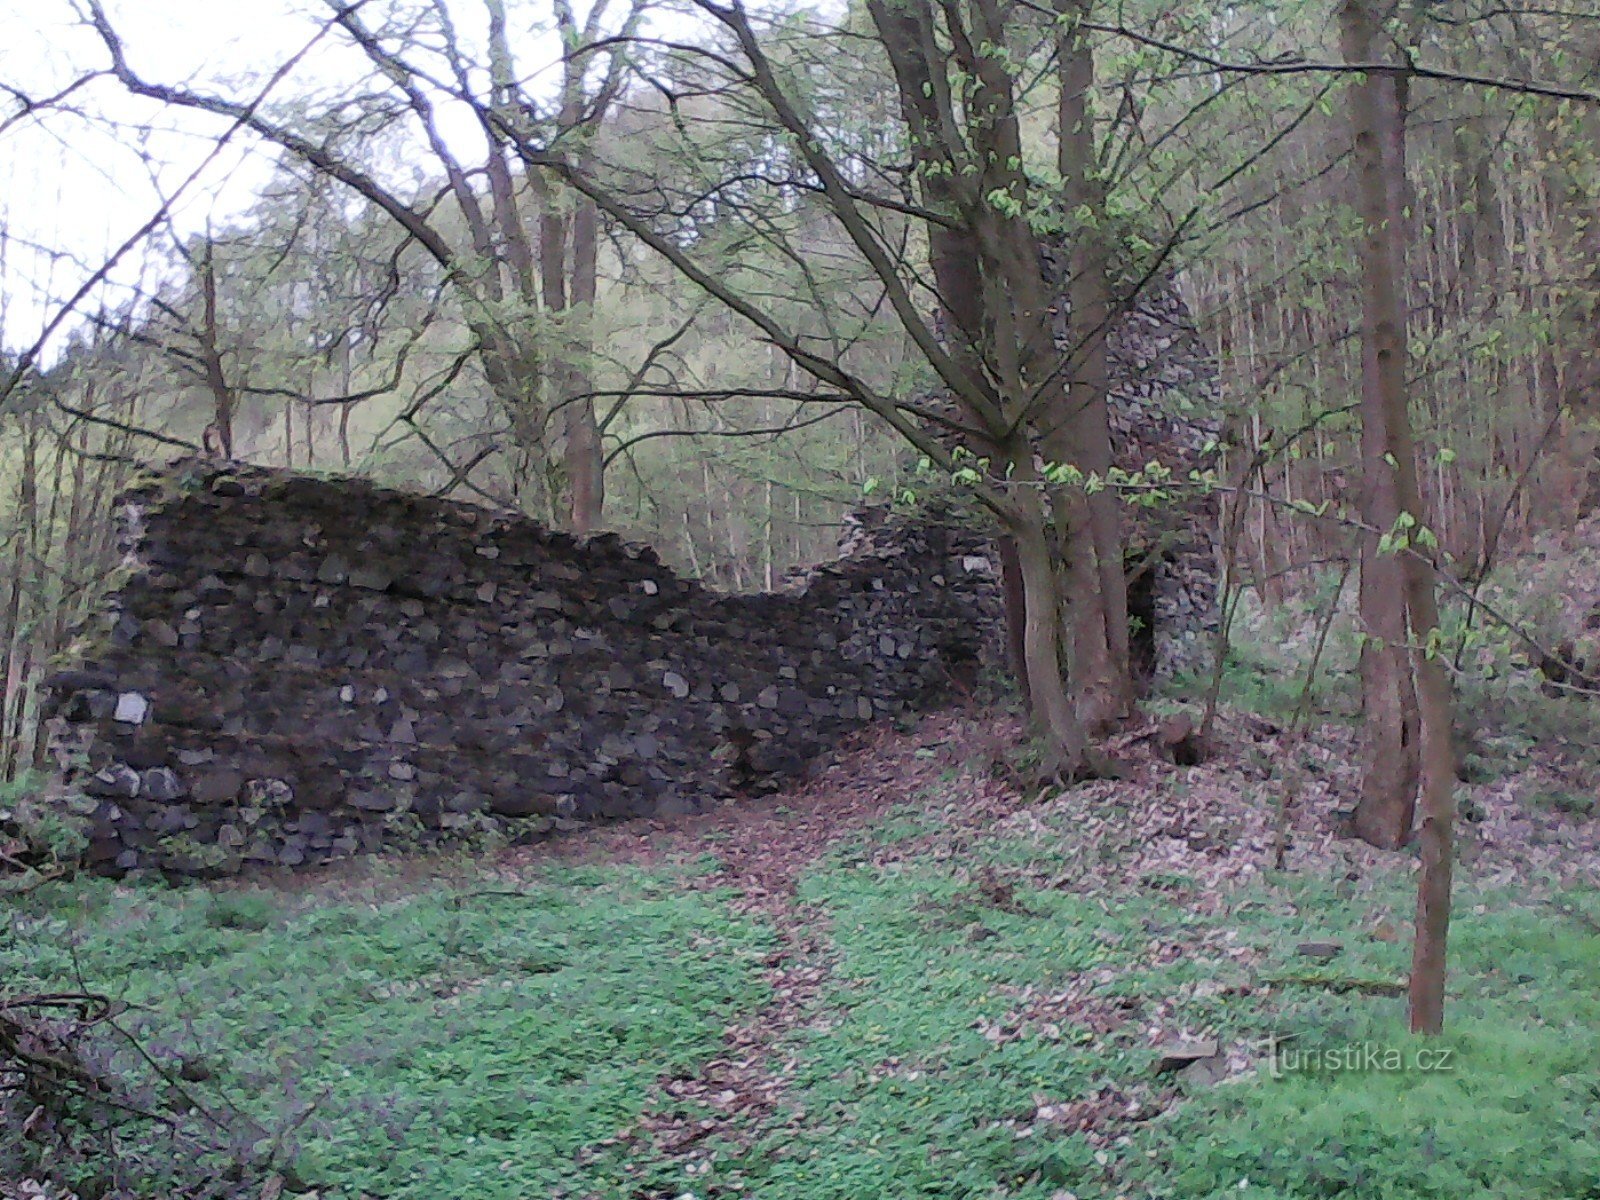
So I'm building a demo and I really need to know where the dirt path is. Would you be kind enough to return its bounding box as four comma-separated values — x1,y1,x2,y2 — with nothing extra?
503,702,1600,1194
530,711,1027,1186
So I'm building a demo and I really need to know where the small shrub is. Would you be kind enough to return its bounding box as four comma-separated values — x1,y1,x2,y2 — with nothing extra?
0,774,87,883
203,892,277,931
1528,787,1596,817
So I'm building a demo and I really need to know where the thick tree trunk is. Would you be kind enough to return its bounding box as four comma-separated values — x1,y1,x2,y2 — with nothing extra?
1053,0,1132,730
1010,492,1088,774
865,0,1038,713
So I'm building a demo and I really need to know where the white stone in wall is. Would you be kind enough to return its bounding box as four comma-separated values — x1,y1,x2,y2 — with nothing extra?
114,692,149,724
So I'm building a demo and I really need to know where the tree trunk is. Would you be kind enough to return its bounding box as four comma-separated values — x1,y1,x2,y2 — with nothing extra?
1010,486,1088,775
1051,0,1132,730
198,237,236,457
996,536,1031,705
1343,0,1457,1031
564,194,605,532
1343,0,1421,850
0,418,39,781
865,0,1037,709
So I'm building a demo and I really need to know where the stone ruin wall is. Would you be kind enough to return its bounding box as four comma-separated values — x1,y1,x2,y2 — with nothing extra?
41,274,1223,879
43,461,1006,876
1102,283,1223,682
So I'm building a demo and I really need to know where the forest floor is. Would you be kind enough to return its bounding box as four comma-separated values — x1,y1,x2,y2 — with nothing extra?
5,702,1600,1199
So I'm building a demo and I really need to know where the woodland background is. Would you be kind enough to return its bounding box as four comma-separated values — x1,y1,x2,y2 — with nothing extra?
1,0,1597,781
6,2,1600,1192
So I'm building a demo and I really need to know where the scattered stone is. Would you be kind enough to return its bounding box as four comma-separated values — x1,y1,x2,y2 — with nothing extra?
1154,1037,1220,1073
138,768,187,802
1155,712,1207,767
144,619,180,648
191,768,244,805
86,765,141,799
350,566,395,591
315,555,350,584
1177,1054,1230,1087
1296,940,1344,962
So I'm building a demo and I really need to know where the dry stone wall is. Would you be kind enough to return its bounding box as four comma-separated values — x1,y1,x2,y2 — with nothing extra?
44,461,1004,876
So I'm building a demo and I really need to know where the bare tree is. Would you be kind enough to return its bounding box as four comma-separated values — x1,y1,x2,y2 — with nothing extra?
83,0,640,526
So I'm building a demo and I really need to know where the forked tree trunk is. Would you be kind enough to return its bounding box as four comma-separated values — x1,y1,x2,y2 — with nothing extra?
1343,0,1421,850
1343,0,1457,1032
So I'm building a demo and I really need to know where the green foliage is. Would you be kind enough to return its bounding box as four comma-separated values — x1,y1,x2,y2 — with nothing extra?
695,856,1118,1199
1,865,771,1198
8,780,1600,1199
1527,786,1596,817
1129,892,1600,1200
0,772,87,877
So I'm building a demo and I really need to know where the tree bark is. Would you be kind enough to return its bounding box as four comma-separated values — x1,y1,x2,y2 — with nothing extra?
1343,0,1422,850
1010,479,1089,773
1342,0,1458,1031
564,194,605,532
1051,0,1132,729
865,0,1041,709
197,237,235,458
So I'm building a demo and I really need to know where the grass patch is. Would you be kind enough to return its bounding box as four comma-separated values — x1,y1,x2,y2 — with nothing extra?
8,778,1600,1199
700,857,1121,1198
1,864,772,1198
1129,890,1600,1199
654,811,1600,1200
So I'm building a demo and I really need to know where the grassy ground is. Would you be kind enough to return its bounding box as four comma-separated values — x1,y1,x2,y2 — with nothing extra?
5,711,1600,1199
2,862,772,1197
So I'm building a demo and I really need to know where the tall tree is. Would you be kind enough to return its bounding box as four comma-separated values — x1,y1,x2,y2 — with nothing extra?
1341,0,1457,1033
1344,0,1422,850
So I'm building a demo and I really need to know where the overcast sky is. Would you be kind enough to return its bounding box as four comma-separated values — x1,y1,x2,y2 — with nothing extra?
0,0,718,364
0,1,329,356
